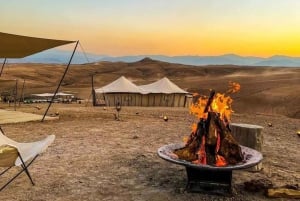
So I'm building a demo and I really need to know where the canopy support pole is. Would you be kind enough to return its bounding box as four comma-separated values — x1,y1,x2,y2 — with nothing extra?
14,79,18,111
41,41,79,122
0,58,6,77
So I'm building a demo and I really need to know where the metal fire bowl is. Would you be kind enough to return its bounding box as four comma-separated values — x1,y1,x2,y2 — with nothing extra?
157,143,263,171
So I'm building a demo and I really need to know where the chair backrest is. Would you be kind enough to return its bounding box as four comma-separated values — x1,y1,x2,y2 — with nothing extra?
0,145,18,167
0,129,18,147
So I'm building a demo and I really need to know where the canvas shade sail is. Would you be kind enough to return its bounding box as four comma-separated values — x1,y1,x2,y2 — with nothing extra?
0,32,75,58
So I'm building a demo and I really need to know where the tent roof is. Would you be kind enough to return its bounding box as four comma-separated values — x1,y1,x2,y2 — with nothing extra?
139,77,188,94
32,93,54,97
32,92,73,97
95,76,145,93
0,32,75,58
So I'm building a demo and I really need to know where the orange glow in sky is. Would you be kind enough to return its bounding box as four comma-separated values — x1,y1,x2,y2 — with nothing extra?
1,0,300,57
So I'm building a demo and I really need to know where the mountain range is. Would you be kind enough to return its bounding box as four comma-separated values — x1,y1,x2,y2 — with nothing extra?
2,49,300,67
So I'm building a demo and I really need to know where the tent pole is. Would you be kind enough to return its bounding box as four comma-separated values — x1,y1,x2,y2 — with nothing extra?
41,41,79,122
14,79,18,111
0,58,6,77
91,74,96,106
19,79,25,106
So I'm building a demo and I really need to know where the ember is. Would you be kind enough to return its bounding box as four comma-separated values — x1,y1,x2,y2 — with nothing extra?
174,82,244,166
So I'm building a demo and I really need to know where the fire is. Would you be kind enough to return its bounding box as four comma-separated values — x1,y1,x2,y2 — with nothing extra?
190,95,208,119
190,81,240,121
215,131,227,166
211,93,233,121
227,81,241,93
191,123,197,133
187,81,240,166
193,135,207,165
215,155,227,166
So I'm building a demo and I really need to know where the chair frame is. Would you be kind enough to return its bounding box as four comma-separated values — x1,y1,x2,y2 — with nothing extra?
0,126,38,191
0,153,38,191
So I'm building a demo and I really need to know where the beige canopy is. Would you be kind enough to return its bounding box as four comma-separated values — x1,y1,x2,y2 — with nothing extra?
0,32,75,58
0,32,78,121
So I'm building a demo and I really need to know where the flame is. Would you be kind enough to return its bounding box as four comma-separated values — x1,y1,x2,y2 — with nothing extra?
190,95,208,119
191,123,197,133
211,93,233,120
215,155,227,167
193,135,207,165
227,81,241,94
190,92,232,121
187,82,240,166
189,81,240,121
215,131,227,167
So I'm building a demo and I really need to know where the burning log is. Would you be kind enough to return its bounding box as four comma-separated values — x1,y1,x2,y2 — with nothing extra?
174,90,216,163
174,87,244,166
174,111,243,166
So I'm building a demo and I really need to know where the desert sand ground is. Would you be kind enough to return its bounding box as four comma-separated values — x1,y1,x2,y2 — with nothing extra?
0,62,299,200
0,103,299,201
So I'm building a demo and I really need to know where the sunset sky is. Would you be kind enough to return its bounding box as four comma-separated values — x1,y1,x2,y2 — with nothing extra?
1,0,300,57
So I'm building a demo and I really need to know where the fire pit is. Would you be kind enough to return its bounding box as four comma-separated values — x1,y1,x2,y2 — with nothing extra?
158,143,263,195
157,84,263,195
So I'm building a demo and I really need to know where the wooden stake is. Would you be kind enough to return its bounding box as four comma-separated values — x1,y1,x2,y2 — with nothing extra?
267,188,300,199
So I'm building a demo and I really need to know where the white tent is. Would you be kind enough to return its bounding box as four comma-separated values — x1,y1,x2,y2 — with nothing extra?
95,76,144,94
32,93,54,97
139,77,188,94
139,77,188,107
32,92,73,103
95,76,144,106
95,76,190,107
32,92,73,97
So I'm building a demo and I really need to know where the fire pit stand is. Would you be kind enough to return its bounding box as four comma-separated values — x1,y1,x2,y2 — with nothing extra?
185,167,232,195
158,143,263,196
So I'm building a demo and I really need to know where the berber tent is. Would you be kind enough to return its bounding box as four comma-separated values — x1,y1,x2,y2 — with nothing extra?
95,76,189,107
95,76,145,106
139,77,188,107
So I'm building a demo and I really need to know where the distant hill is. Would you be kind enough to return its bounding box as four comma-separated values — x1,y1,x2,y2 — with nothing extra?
2,49,300,67
99,54,300,67
1,61,299,119
4,49,107,64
